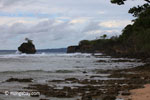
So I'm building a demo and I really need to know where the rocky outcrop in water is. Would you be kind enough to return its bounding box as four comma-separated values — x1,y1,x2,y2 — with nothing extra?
18,38,36,54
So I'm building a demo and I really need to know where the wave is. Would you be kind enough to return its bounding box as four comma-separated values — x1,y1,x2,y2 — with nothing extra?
0,52,92,58
0,70,54,74
0,69,78,74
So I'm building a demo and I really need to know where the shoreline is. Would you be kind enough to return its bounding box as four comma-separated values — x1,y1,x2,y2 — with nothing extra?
115,63,150,100
11,64,150,100
117,84,150,100
0,54,149,100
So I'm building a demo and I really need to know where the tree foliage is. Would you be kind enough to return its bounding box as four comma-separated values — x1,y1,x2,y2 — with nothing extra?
79,40,91,46
25,38,33,44
77,0,150,57
111,0,150,5
100,34,107,39
111,0,150,56
129,3,150,17
111,0,126,5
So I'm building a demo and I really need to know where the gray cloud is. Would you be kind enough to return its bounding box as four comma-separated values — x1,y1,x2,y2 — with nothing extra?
0,19,81,49
82,21,101,33
0,0,145,49
0,0,20,6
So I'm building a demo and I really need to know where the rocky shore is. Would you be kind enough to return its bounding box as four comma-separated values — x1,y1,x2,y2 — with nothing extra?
2,59,150,100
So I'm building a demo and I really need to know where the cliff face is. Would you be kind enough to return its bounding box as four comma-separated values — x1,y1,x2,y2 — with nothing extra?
67,45,94,53
18,42,36,54
67,46,80,53
67,41,150,58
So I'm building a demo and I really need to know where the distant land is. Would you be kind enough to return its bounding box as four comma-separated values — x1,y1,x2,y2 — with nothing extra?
37,48,67,53
0,48,67,54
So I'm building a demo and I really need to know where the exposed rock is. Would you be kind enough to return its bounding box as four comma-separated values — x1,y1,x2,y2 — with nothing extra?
81,95,92,100
6,78,33,82
67,46,80,53
18,38,36,54
18,43,36,54
67,45,93,53
102,95,116,100
49,80,64,83
96,60,107,63
121,91,131,96
79,45,93,53
40,99,49,100
65,78,79,81
83,71,87,74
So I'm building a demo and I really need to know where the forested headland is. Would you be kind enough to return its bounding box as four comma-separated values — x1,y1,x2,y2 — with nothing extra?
67,0,150,59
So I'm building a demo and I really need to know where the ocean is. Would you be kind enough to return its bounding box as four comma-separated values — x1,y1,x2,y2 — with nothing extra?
0,51,144,100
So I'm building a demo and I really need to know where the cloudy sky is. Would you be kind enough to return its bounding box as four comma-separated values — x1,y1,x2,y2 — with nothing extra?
0,0,145,50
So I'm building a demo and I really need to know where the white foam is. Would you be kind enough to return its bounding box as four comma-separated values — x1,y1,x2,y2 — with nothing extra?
0,53,92,58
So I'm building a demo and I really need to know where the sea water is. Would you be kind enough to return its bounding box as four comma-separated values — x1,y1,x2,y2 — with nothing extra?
0,52,144,100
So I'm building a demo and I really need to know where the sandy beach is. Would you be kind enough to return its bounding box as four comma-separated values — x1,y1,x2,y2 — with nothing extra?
118,84,150,100
130,84,150,100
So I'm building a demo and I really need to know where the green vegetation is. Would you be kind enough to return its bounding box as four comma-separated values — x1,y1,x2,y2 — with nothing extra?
25,38,33,44
100,34,107,39
77,1,150,58
111,0,150,5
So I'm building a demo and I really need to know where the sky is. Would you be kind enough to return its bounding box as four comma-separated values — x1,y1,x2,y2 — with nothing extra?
0,0,145,50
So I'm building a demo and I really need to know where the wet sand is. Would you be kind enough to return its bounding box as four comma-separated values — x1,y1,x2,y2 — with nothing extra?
119,84,150,100
130,84,150,100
